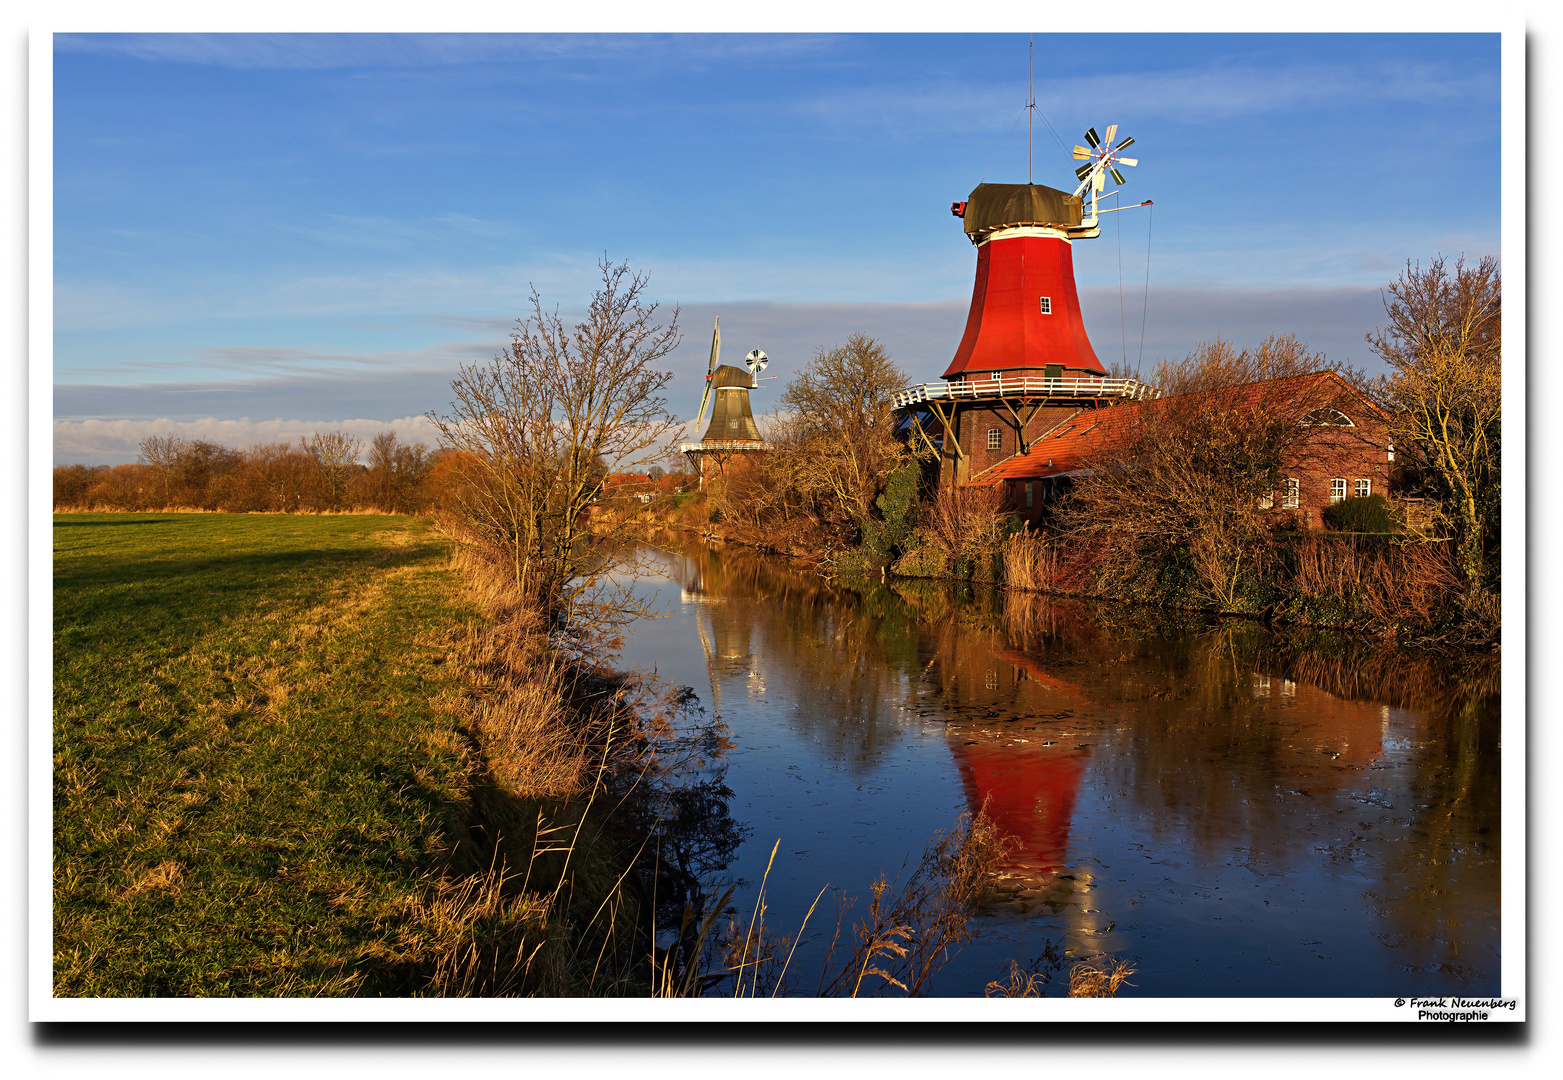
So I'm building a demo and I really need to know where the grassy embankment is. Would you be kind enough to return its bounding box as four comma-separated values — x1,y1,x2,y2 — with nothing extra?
53,512,644,996
54,513,482,994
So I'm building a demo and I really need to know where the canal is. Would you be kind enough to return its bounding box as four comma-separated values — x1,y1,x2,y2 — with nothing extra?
614,539,1501,998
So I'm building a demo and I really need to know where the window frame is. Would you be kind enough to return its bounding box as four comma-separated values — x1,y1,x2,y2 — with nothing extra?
986,427,1002,451
1282,478,1299,510
1300,407,1356,427
1354,478,1371,498
1330,478,1347,504
1038,296,1052,315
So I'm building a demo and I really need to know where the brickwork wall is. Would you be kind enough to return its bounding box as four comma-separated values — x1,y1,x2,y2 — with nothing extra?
955,402,1112,480
1267,418,1392,527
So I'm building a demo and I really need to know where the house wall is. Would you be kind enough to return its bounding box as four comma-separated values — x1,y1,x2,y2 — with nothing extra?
947,401,1114,483
1267,417,1393,527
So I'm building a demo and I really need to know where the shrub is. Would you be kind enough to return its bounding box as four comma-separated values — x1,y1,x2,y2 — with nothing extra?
1322,494,1395,533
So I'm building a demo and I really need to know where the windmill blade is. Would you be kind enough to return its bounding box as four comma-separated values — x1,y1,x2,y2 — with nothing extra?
1104,123,1118,143
696,317,720,424
1110,167,1127,186
1072,145,1091,160
1084,127,1101,148
1117,136,1135,151
1117,157,1138,167
1075,161,1094,181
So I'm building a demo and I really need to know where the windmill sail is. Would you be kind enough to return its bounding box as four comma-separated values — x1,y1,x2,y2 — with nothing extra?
696,317,721,425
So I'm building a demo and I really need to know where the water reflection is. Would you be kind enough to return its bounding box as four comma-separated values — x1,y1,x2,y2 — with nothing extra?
622,537,1502,996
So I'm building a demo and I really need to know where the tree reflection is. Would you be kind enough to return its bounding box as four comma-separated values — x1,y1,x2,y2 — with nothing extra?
639,541,1500,992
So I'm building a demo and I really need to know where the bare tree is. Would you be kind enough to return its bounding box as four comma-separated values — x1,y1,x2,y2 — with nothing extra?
1364,254,1500,595
303,430,364,510
429,257,680,640
1065,335,1352,609
137,433,188,505
366,429,432,512
776,333,914,534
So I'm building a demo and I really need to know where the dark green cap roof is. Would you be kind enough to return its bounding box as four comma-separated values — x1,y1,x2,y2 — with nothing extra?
963,183,1083,237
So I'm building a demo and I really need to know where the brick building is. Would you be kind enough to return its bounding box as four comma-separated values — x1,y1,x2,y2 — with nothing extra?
960,371,1394,528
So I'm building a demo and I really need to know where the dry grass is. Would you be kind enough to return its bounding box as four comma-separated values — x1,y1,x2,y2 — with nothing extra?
1067,957,1138,997
1288,533,1463,632
815,809,1009,997
1003,533,1104,596
985,959,1050,998
441,541,603,801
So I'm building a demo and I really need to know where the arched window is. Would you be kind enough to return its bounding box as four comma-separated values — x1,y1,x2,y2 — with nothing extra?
1300,408,1355,427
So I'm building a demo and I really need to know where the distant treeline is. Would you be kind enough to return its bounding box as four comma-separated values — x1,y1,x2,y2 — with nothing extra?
56,430,453,514
54,429,695,516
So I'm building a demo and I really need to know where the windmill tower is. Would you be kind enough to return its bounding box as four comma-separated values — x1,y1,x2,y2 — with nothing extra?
894,123,1158,487
680,318,772,489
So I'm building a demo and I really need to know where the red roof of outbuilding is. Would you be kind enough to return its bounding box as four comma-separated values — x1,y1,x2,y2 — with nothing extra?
965,370,1377,487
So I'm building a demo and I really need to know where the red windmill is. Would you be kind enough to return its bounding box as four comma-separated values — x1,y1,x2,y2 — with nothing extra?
896,124,1156,490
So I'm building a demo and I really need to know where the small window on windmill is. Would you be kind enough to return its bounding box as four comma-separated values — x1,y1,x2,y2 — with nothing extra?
1025,482,1034,508
729,419,738,430
1044,364,1063,381
987,428,1002,451
1039,296,1052,315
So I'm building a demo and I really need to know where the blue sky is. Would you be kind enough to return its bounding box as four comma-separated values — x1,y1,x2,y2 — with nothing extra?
51,32,1501,463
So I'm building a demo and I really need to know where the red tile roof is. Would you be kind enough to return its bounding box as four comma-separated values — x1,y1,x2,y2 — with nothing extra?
964,370,1377,487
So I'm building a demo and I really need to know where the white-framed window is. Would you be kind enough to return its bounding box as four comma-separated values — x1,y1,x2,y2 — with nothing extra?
1025,482,1034,508
1387,442,1395,462
990,371,1002,382
1330,478,1346,504
1282,478,1299,510
729,419,738,430
987,428,1002,451
1039,296,1052,315
1354,478,1371,498
1257,491,1274,510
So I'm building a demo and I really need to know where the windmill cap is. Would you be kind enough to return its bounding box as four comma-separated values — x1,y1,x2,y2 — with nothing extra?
709,364,754,389
961,182,1083,237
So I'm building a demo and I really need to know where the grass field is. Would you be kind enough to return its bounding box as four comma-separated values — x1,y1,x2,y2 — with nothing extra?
53,513,482,996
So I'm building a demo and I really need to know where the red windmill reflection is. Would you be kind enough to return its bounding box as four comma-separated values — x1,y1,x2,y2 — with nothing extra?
945,646,1093,880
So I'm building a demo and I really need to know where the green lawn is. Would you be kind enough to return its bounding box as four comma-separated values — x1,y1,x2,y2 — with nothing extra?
53,513,480,996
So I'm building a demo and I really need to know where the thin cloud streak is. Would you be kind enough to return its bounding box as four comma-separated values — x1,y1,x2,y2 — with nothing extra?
53,33,843,72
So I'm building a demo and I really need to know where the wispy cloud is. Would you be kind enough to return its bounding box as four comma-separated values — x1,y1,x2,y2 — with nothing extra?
53,33,843,72
785,56,1496,138
61,336,505,383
